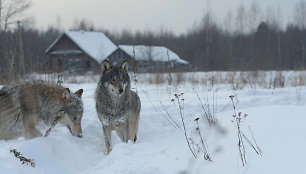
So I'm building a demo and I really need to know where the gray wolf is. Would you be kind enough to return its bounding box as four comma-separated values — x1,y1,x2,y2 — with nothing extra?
95,60,141,154
0,81,84,140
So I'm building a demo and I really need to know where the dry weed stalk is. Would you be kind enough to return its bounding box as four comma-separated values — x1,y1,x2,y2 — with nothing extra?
56,58,63,86
194,118,212,161
160,101,181,129
295,86,302,105
10,149,35,168
248,125,263,155
172,93,196,158
229,95,262,166
132,46,138,93
193,89,217,126
140,87,179,129
166,49,173,95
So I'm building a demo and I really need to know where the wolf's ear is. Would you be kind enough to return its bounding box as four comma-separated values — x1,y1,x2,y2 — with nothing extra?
74,89,83,98
62,88,72,100
101,60,111,74
120,60,128,72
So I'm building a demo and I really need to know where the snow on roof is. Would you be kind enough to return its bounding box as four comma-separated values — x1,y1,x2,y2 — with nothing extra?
46,31,118,64
119,45,189,64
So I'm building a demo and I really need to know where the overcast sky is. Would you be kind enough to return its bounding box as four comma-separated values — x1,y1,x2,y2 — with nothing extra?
29,0,299,34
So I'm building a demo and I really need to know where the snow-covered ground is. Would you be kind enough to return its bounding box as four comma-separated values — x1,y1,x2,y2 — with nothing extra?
1,73,306,174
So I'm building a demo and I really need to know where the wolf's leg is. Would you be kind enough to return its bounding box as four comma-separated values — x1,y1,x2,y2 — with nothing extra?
22,115,42,139
128,113,139,143
102,124,112,154
115,122,128,143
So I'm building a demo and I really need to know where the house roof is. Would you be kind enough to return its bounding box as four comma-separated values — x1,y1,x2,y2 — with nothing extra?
46,31,118,63
118,45,189,64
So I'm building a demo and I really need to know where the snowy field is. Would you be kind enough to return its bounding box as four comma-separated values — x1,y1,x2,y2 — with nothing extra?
1,72,306,174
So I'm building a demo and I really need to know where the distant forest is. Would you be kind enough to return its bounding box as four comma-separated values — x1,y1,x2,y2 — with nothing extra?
1,0,306,74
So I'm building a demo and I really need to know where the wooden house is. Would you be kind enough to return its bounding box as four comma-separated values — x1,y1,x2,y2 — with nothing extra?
108,45,189,72
45,31,117,73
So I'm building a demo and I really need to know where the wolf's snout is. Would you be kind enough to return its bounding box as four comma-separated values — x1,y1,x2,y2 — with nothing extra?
77,133,83,138
119,88,124,94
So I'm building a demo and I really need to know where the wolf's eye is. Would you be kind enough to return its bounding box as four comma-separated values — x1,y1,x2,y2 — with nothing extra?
73,116,77,121
111,79,115,85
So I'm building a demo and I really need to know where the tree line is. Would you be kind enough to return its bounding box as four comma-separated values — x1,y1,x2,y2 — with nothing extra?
1,0,306,76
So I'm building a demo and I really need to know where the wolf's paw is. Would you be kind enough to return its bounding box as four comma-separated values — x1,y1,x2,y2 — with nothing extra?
105,147,112,155
133,135,137,142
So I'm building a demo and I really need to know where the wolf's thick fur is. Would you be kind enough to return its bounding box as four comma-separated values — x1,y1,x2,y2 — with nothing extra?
0,81,84,140
96,60,141,153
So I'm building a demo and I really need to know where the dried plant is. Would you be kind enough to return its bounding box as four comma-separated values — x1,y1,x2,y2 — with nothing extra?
166,49,173,95
194,117,212,161
56,58,63,86
160,101,181,129
10,148,35,168
140,87,179,129
229,95,262,166
193,89,217,126
171,93,213,161
273,72,285,89
172,93,196,158
131,45,138,93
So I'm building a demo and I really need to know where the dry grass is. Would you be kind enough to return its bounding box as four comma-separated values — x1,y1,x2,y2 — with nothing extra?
229,95,262,166
134,70,306,90
6,70,306,90
171,93,197,158
10,149,35,168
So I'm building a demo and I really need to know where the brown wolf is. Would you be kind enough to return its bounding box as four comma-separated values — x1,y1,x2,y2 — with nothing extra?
95,60,141,154
0,81,84,140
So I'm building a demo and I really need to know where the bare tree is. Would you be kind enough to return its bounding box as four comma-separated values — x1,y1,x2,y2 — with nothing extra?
0,0,32,31
71,18,95,31
293,0,306,68
294,0,306,29
236,3,247,34
0,0,2,29
248,0,261,33
201,10,215,68
55,15,63,32
265,6,282,31
224,10,233,60
224,9,233,34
